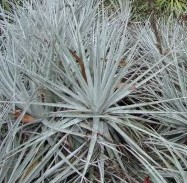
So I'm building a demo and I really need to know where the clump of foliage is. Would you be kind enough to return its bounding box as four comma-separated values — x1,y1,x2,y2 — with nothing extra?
1,0,187,182
132,0,187,20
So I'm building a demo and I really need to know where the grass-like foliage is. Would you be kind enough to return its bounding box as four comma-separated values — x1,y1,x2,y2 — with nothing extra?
132,0,187,20
1,0,187,182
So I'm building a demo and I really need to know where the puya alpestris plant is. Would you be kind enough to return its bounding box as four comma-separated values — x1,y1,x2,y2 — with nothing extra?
133,11,187,182
1,0,187,182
